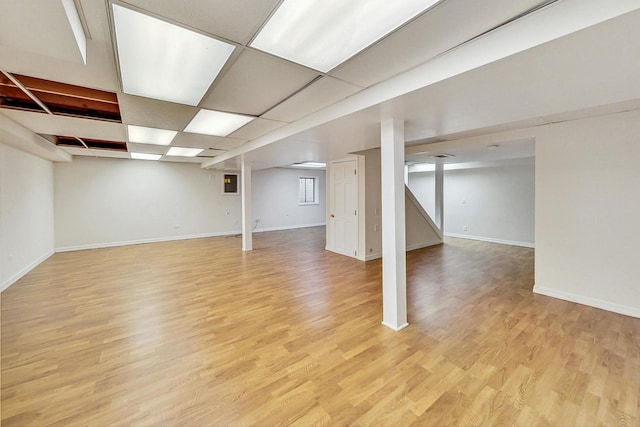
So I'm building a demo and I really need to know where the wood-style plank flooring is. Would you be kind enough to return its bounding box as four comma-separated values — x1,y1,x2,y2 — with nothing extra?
1,227,639,426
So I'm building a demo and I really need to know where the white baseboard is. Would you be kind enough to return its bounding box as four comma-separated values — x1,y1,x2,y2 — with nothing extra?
381,321,409,332
1,249,54,292
533,285,640,318
364,240,443,261
365,252,382,261
254,223,326,233
56,224,327,253
55,231,240,253
407,240,443,252
444,232,534,248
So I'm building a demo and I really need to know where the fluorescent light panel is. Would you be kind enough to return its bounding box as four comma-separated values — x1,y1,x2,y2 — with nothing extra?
184,109,255,137
166,147,204,157
250,0,439,72
112,4,235,106
131,152,162,161
127,125,177,146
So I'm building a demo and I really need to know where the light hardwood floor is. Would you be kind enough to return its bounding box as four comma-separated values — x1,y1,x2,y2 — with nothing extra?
1,227,639,426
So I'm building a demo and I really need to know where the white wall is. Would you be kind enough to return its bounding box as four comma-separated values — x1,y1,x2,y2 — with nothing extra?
408,158,535,247
407,109,640,317
0,143,55,291
54,158,325,250
408,171,436,220
535,111,640,317
363,150,382,258
405,189,442,252
54,157,243,250
361,149,441,261
252,167,326,231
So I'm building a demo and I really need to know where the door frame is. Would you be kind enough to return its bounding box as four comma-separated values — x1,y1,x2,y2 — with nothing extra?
326,157,359,259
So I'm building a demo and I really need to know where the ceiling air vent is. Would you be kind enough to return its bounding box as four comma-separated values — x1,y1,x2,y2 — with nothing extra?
430,153,454,159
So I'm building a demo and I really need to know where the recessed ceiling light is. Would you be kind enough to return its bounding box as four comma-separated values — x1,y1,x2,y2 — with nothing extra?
184,110,255,137
112,4,235,106
131,152,162,161
127,125,177,146
488,144,500,149
166,147,204,157
250,0,440,72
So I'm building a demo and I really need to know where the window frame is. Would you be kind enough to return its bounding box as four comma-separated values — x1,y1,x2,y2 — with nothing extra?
298,176,318,205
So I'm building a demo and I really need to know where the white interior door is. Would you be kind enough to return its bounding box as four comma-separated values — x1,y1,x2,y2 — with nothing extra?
330,160,358,257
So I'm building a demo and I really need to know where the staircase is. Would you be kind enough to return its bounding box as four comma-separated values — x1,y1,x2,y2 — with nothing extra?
405,185,443,250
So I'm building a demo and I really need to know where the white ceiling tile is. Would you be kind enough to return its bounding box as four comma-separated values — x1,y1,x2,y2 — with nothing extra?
228,118,288,140
162,156,206,164
91,150,131,159
61,146,131,159
541,99,640,124
0,40,119,92
198,148,227,157
330,0,549,87
118,94,198,130
120,0,280,45
170,133,223,149
0,109,126,141
127,142,168,155
201,49,319,116
78,0,111,42
0,0,118,91
0,0,84,63
60,146,93,156
212,137,247,151
262,77,363,122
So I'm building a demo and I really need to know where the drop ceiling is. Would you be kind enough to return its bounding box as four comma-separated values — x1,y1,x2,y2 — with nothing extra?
0,0,639,168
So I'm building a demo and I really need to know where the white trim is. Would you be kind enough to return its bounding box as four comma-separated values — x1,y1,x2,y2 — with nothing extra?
1,250,54,292
56,224,328,253
55,231,240,253
366,240,443,261
366,252,382,261
381,321,409,331
254,223,326,233
405,186,443,240
533,286,640,319
407,240,443,252
444,232,534,248
298,176,319,205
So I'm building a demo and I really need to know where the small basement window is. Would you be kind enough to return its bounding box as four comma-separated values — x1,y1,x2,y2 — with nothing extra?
298,177,317,204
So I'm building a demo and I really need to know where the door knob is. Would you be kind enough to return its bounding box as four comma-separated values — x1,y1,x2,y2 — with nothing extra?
330,214,335,218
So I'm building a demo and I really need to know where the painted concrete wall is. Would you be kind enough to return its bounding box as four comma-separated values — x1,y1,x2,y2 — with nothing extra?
361,149,441,261
0,144,55,291
54,158,325,251
534,111,640,317
408,158,535,247
252,167,326,232
54,157,242,250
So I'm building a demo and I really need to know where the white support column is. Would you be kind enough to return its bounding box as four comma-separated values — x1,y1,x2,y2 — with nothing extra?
435,163,444,232
380,118,408,331
241,155,252,251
